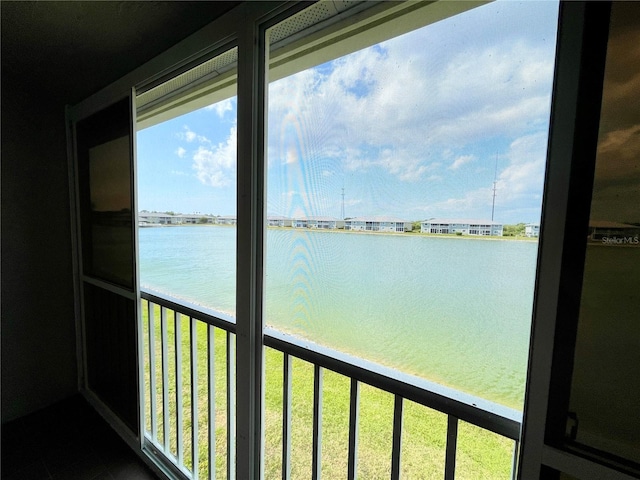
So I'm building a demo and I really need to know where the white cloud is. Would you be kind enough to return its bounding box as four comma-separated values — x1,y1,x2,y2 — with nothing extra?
192,126,236,187
429,188,493,216
428,132,548,219
378,149,438,182
267,12,556,184
206,98,235,118
179,125,210,144
497,132,548,197
449,154,476,170
285,147,298,165
185,127,197,142
175,147,186,158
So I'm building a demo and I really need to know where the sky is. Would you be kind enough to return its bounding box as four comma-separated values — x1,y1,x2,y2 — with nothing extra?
137,0,560,224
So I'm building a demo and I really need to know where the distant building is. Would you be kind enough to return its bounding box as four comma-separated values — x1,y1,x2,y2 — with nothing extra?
180,214,215,224
267,216,292,227
525,223,540,238
421,218,503,236
292,216,345,229
216,215,237,225
139,212,180,225
344,216,413,232
139,212,218,225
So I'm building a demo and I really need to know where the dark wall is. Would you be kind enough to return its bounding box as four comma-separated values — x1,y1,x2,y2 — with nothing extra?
1,71,78,422
0,0,242,425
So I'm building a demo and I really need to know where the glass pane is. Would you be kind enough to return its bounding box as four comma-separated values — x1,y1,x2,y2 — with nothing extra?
77,98,134,288
568,2,640,466
265,1,559,410
136,48,238,318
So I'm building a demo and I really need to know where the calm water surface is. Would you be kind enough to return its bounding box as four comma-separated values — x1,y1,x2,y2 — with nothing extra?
139,226,538,409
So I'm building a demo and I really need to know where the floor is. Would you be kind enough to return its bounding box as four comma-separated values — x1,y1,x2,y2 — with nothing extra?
2,395,160,480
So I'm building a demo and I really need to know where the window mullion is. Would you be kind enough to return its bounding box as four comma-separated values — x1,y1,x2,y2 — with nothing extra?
236,12,268,480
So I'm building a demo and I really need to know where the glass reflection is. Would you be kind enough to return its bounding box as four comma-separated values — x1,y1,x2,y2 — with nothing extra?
568,2,640,466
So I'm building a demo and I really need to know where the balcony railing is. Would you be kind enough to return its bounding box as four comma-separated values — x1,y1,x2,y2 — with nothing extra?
141,289,521,479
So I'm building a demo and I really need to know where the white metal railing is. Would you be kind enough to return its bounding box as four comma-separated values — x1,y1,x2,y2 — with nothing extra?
141,289,521,479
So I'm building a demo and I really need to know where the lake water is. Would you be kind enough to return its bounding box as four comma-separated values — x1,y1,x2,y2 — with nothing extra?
139,226,538,409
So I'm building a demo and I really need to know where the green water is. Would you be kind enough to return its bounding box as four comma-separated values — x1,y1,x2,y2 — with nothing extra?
139,226,538,408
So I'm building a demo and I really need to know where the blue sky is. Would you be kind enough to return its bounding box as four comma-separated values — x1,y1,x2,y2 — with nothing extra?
137,0,559,224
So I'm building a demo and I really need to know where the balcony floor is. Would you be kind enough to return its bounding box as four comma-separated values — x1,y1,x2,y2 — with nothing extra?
2,395,159,480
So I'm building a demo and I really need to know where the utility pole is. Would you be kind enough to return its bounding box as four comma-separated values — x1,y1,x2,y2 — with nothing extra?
341,186,345,220
491,154,498,222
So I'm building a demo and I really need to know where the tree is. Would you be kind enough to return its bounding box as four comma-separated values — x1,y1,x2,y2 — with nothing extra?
503,223,526,236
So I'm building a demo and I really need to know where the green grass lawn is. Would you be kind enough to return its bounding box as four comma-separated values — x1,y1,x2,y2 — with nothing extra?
142,302,514,479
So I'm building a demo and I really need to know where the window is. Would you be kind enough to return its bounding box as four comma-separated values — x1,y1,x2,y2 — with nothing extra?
564,1,640,468
264,0,558,411
136,48,238,318
77,99,135,288
67,1,640,478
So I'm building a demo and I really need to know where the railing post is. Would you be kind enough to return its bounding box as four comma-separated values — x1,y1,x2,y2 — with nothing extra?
208,325,216,479
312,365,324,480
282,353,292,480
190,317,199,480
445,415,459,480
227,332,236,480
347,379,359,480
391,395,404,480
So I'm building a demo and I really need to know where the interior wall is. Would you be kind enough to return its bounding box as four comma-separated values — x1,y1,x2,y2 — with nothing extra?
1,71,78,422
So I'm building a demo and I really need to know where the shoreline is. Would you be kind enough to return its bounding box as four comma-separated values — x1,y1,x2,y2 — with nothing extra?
143,223,539,242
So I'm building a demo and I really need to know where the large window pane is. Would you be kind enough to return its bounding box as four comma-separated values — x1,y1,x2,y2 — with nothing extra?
265,1,559,409
77,98,134,288
567,2,640,468
136,48,238,318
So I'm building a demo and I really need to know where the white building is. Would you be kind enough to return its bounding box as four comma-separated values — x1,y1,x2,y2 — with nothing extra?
421,218,503,236
267,216,292,227
525,223,540,237
138,212,180,225
344,216,413,232
292,216,344,230
139,212,218,225
179,214,215,224
216,215,237,225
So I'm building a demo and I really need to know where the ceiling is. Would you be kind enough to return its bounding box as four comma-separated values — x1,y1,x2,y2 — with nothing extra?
1,1,241,105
